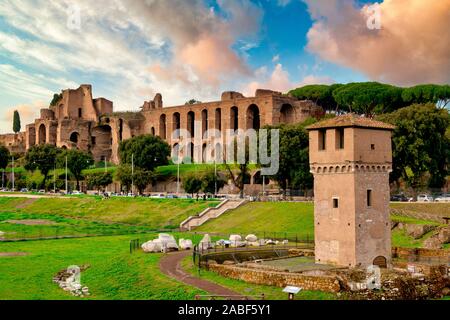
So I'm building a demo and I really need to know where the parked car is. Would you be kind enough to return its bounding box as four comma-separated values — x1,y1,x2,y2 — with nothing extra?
20,188,29,193
71,191,84,195
434,193,450,202
38,189,45,194
166,194,179,199
417,194,433,202
390,194,409,202
151,193,166,199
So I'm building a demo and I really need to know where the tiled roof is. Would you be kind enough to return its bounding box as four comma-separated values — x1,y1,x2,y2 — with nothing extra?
306,114,395,130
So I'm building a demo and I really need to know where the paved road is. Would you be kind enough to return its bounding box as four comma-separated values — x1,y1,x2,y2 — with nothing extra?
159,250,243,298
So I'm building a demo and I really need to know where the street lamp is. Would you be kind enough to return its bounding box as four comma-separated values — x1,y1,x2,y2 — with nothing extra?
11,155,14,191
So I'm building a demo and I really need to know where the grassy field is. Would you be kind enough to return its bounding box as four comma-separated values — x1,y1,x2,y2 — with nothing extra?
0,197,219,228
390,202,450,215
180,255,337,300
196,202,315,238
0,234,205,300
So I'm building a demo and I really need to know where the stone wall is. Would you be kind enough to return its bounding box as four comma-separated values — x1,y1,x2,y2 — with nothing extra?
208,263,342,293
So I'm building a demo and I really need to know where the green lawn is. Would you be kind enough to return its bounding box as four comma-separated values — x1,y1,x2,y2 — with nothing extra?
0,234,205,300
390,202,450,216
0,197,219,228
180,255,337,300
196,202,315,238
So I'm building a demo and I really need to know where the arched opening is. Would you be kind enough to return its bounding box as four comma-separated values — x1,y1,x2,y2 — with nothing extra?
187,111,195,138
202,109,208,139
202,143,207,163
38,124,46,144
70,132,80,145
172,143,180,162
214,142,223,162
230,106,238,131
280,104,295,124
373,256,387,268
151,127,155,136
172,112,181,139
215,108,222,133
246,104,260,130
119,119,123,141
189,142,195,163
159,114,167,139
91,125,112,162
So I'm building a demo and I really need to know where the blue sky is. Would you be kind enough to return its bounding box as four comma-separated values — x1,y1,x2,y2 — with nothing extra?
0,0,448,133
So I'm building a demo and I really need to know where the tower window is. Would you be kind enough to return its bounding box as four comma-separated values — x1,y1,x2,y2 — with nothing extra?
318,129,326,151
333,198,339,208
371,144,375,150
367,190,372,207
92,137,96,145
78,108,82,118
336,128,345,149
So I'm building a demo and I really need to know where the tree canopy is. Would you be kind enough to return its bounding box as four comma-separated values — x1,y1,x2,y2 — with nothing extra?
24,144,60,189
13,110,21,133
86,172,112,193
182,174,202,197
119,135,170,171
50,93,62,106
377,103,450,190
201,170,226,195
289,82,450,115
58,149,93,191
0,145,9,169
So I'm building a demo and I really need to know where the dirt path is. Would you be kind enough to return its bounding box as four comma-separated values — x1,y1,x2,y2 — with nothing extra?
15,198,38,209
159,250,243,298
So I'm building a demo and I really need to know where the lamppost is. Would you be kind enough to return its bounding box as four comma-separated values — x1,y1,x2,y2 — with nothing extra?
12,155,14,191
131,153,134,195
53,161,56,194
214,160,217,198
65,155,68,194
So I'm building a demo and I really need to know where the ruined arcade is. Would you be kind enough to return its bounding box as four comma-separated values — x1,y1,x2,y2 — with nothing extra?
307,115,395,268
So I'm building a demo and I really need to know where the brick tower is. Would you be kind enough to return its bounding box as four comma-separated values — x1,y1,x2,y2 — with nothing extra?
306,114,395,268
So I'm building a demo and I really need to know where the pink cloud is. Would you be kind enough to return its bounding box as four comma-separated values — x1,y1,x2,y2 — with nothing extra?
305,0,450,86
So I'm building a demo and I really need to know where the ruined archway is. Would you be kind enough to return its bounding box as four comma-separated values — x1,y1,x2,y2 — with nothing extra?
173,112,181,139
91,125,112,162
230,106,239,131
187,111,195,138
373,256,387,268
159,114,167,139
70,132,80,144
246,104,260,130
202,109,208,138
215,108,222,132
280,104,295,124
38,124,46,144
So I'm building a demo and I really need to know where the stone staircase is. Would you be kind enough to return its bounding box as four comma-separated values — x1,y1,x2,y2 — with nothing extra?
180,199,248,231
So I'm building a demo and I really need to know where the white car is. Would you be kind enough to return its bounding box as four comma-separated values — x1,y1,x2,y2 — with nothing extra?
151,193,166,199
417,194,433,202
71,191,84,195
434,193,450,202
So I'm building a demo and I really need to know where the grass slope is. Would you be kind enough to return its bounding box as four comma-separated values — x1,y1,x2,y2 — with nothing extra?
0,234,205,300
0,197,219,228
196,202,315,237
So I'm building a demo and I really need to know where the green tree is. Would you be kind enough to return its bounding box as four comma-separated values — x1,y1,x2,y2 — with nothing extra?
86,172,112,193
57,149,93,191
332,82,404,116
185,99,202,105
119,135,170,172
13,110,21,133
133,167,154,195
0,145,9,170
289,84,342,112
24,144,60,190
265,122,313,194
50,93,62,106
201,170,226,195
402,84,450,109
182,174,202,197
115,164,133,193
377,103,450,191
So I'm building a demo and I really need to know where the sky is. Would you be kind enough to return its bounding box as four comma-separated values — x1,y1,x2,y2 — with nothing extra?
0,0,449,133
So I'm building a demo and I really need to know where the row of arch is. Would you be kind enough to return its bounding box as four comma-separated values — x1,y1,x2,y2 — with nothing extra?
157,104,295,140
311,164,392,174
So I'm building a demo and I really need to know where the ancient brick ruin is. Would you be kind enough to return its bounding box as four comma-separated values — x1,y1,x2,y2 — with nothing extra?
1,85,323,163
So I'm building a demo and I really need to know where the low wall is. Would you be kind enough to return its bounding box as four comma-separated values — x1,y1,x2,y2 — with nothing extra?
393,247,450,259
208,263,341,293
